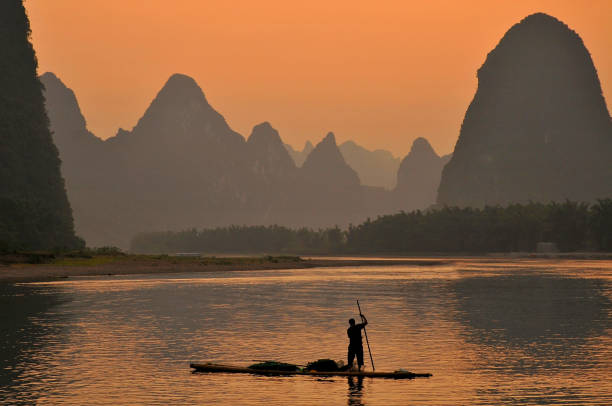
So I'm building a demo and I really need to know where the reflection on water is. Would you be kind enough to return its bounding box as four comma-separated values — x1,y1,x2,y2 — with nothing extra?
451,275,611,375
347,376,364,406
0,259,611,405
0,284,67,404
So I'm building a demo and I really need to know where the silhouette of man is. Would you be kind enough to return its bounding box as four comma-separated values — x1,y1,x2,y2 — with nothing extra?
347,314,368,371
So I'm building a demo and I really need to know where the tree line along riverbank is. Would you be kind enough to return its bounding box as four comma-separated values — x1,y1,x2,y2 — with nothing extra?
131,200,612,254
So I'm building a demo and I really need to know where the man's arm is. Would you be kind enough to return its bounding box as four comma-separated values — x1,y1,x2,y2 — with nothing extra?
359,314,368,327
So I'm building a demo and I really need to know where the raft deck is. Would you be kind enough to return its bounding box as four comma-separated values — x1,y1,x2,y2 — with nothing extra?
190,362,432,379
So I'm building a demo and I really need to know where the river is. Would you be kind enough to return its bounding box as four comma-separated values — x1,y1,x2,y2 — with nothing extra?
1,259,611,405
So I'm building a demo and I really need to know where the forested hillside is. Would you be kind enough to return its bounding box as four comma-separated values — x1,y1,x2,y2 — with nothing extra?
0,1,82,251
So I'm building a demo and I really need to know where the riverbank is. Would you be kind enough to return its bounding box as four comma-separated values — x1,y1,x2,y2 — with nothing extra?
0,254,450,283
3,252,611,283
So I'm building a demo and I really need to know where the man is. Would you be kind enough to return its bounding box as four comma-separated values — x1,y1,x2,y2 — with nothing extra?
347,314,368,371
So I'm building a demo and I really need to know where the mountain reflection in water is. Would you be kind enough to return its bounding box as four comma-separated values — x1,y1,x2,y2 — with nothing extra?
0,259,611,405
451,275,611,375
0,284,67,404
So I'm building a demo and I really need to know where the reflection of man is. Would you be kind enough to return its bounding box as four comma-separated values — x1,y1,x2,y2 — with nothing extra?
347,376,364,406
347,314,368,370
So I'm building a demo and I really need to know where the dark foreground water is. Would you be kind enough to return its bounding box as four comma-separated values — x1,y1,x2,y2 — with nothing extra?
1,259,611,405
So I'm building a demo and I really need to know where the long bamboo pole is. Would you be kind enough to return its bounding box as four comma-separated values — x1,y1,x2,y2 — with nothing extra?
356,299,375,371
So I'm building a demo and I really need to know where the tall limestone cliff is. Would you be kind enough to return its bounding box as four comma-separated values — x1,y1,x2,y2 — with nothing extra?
438,13,612,207
395,137,449,211
0,2,81,250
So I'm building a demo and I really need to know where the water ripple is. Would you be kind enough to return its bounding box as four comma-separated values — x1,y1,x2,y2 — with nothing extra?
1,259,611,405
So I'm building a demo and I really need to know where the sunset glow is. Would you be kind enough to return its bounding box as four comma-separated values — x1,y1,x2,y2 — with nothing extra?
26,0,612,156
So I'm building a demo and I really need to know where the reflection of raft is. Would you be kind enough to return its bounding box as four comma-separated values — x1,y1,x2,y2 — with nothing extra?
190,363,432,379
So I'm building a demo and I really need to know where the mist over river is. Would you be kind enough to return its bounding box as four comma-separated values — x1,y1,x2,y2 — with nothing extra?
1,259,611,405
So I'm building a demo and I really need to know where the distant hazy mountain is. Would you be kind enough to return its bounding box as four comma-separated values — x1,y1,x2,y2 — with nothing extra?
298,132,369,226
44,73,399,247
302,133,360,188
43,73,254,246
245,122,300,224
438,13,612,207
40,73,102,152
284,141,313,167
339,141,400,190
286,139,400,189
40,73,109,186
102,74,256,244
0,3,81,251
41,73,116,247
395,138,449,211
45,72,482,248
249,122,297,180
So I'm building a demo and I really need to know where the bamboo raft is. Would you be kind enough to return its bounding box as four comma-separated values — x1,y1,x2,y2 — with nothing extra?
190,362,432,379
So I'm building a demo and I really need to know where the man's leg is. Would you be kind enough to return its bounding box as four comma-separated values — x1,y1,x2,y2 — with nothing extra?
357,347,364,370
348,346,356,369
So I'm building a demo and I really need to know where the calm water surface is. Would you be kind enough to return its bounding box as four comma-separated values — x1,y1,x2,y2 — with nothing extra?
1,259,611,405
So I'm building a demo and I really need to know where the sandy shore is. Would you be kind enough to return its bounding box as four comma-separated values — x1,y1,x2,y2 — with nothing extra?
3,252,611,283
0,256,451,283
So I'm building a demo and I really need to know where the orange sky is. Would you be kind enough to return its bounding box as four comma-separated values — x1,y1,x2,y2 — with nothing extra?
25,0,612,157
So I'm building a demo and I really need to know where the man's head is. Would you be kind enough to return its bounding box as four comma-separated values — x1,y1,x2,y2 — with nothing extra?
349,318,355,326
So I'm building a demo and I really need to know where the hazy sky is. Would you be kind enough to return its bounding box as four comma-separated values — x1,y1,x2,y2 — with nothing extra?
26,0,612,157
